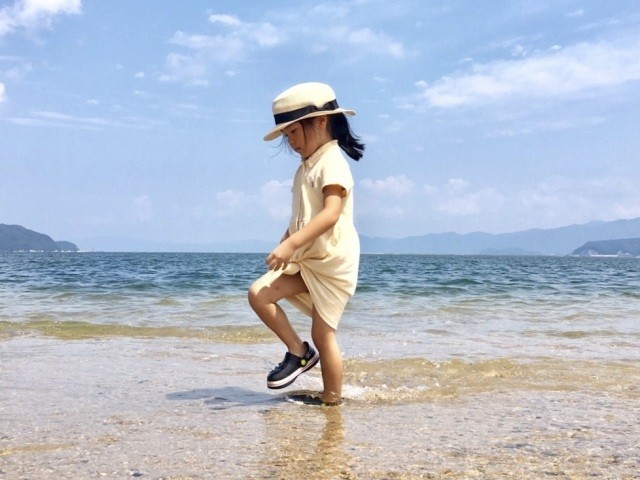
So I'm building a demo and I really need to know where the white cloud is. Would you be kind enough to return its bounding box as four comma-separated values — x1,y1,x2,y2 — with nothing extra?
159,52,210,86
360,175,414,197
168,31,246,59
438,188,504,217
423,179,504,217
359,173,640,237
445,176,639,232
213,163,640,240
358,176,507,235
213,179,292,220
8,109,156,129
209,14,242,27
295,4,403,58
308,3,350,20
567,9,584,18
134,71,145,79
515,176,640,226
0,82,6,103
0,0,81,37
9,110,107,129
339,27,405,59
214,189,253,218
251,22,282,48
1,61,33,81
418,36,640,108
161,13,285,85
161,7,404,85
445,178,469,191
357,175,416,229
260,180,292,220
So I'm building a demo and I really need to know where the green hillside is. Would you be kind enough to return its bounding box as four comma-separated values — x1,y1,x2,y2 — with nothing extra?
572,238,640,257
0,224,78,252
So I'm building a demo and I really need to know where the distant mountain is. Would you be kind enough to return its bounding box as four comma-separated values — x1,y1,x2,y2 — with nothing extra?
76,217,640,254
572,238,640,257
0,224,79,252
360,217,640,255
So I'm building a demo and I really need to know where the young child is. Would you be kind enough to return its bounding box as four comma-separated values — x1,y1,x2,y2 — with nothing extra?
248,82,364,406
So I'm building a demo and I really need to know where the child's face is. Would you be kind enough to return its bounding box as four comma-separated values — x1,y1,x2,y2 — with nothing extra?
282,117,326,159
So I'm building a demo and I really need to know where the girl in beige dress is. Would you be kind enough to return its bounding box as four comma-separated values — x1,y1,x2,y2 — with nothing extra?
248,82,364,406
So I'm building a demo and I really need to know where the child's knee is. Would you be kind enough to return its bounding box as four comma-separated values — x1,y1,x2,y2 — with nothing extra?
247,281,263,309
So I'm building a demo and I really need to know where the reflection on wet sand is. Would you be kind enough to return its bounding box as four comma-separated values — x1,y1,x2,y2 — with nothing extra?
259,404,351,480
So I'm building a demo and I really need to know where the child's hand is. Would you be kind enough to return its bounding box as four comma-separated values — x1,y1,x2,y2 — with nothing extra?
266,240,295,270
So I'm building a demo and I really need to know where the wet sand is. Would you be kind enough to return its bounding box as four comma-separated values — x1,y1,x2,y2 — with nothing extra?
1,337,639,479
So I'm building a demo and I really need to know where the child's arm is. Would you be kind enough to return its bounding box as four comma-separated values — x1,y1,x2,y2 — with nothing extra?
267,185,343,270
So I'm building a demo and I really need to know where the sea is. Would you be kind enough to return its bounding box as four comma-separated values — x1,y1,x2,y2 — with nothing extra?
2,252,639,363
1,252,639,478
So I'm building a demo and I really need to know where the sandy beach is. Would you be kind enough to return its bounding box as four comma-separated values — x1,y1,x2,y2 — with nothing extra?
2,335,638,480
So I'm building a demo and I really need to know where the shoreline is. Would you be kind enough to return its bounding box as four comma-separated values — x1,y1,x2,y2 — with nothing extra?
2,336,639,479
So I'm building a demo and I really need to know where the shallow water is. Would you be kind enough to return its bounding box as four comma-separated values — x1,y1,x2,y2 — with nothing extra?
2,337,638,479
1,253,639,478
2,253,639,352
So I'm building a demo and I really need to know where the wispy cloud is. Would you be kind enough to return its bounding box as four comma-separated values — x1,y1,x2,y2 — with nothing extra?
360,175,414,197
208,14,242,27
416,36,640,108
8,110,158,129
270,2,406,59
159,52,211,87
213,179,292,221
1,59,32,81
160,5,405,86
358,172,640,236
0,0,81,37
214,189,254,218
322,26,405,59
159,13,285,86
424,179,504,217
0,1,81,102
502,175,640,229
260,180,292,220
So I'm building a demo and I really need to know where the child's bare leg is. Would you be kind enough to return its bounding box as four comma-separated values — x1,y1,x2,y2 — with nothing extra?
248,272,309,357
311,307,343,404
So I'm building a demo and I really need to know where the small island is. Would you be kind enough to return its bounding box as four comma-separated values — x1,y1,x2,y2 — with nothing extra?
0,224,79,252
572,238,640,258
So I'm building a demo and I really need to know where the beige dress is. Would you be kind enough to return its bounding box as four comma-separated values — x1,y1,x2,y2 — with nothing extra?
255,140,360,329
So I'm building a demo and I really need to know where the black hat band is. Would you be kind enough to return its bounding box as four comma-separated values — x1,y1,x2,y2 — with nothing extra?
273,100,339,125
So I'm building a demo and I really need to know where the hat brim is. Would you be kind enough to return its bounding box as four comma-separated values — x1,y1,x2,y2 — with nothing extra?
263,108,356,141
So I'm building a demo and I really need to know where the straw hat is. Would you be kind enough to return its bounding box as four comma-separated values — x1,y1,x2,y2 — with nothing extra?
263,82,356,141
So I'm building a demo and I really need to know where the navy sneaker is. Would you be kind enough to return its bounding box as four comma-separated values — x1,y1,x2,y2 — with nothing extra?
267,341,319,389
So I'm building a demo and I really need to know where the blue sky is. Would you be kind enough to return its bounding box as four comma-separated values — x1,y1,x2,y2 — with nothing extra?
1,0,639,250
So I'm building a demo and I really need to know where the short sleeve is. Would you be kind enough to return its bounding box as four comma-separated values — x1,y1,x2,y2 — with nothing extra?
319,151,354,195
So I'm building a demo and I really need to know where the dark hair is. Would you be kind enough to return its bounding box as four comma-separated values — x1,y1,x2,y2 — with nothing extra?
330,113,365,161
298,114,364,161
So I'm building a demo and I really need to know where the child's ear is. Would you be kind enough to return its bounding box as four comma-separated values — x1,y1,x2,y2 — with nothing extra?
316,115,328,129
